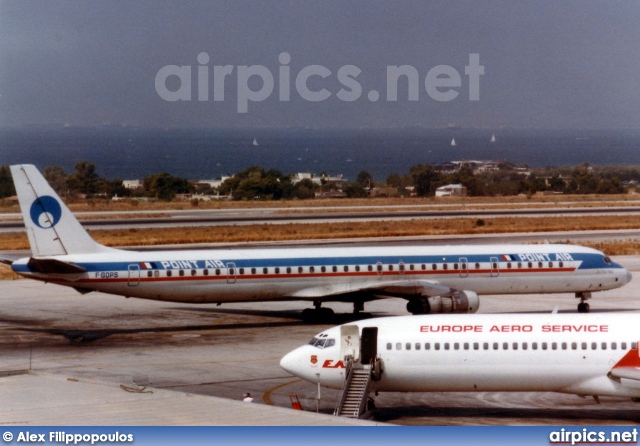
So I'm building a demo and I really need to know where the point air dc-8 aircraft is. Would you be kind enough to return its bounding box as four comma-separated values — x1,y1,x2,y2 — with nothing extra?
280,313,640,414
5,165,632,318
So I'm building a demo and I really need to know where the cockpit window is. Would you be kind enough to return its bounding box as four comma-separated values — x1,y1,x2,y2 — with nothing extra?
603,256,612,265
307,337,336,349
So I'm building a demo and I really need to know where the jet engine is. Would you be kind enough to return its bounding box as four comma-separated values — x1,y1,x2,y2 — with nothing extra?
406,290,479,315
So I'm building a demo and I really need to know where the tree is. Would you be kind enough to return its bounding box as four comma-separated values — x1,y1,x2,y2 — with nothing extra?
43,165,68,195
409,164,441,196
0,166,15,199
144,172,194,201
66,161,102,195
292,178,316,199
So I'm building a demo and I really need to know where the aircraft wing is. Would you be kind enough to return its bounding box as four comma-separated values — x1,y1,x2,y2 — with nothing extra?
0,255,21,265
290,279,454,299
608,348,640,389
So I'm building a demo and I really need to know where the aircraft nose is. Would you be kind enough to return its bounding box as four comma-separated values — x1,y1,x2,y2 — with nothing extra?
280,347,304,377
625,269,633,284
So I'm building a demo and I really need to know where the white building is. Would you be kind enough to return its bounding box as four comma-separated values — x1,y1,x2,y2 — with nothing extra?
435,184,467,197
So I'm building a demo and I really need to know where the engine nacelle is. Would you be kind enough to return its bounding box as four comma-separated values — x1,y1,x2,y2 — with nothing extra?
427,290,479,314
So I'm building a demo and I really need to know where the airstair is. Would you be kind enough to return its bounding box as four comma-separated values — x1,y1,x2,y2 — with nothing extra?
334,358,382,418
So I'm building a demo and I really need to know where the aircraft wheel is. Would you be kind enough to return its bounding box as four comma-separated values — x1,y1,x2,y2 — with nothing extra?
577,302,590,313
319,307,335,322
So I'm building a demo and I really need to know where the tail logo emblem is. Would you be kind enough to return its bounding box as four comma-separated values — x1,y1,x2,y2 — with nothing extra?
30,196,62,229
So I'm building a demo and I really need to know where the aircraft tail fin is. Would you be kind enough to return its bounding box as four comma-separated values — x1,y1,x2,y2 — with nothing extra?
10,164,114,257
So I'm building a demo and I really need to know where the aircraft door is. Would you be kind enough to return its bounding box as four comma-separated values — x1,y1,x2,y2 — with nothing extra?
490,256,499,277
459,257,468,278
360,327,378,364
340,325,360,363
226,262,236,284
128,264,140,286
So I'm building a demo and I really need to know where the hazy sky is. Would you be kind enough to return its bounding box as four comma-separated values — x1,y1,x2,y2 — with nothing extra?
1,0,639,129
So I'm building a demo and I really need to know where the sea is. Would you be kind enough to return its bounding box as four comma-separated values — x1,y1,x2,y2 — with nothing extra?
1,127,639,182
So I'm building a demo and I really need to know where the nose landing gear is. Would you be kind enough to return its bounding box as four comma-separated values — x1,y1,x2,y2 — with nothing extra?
576,292,592,313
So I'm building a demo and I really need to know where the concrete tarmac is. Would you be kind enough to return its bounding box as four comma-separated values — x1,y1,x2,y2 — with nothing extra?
0,256,639,425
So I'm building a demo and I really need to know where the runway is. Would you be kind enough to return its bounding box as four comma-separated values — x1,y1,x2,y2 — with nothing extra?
1,204,640,232
1,255,639,425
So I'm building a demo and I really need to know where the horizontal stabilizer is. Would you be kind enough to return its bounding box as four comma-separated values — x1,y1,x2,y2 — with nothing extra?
27,257,87,274
608,345,640,387
0,257,16,265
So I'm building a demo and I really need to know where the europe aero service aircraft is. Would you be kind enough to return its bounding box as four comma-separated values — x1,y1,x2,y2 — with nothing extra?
4,164,632,319
280,313,640,416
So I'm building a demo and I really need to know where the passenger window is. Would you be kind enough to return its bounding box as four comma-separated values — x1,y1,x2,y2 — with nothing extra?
239,268,244,275
425,343,430,350
421,264,426,270
538,262,543,268
203,269,208,276
396,343,401,350
542,342,548,350
475,263,480,269
399,263,405,272
591,342,597,350
532,342,538,350
274,267,280,274
493,343,498,350
582,342,587,350
571,342,577,350
632,342,637,349
454,343,460,350
432,264,437,270
251,268,256,274
443,264,448,270
386,343,392,350
321,266,326,273
406,343,411,350
344,266,349,272
355,265,360,272
562,342,567,350
444,343,450,350
191,269,197,276
286,267,292,274
179,270,185,277
154,270,159,277
483,342,489,350
453,263,459,270
492,262,498,269
551,342,557,350
147,271,152,278
228,268,234,275
548,261,553,268
601,342,607,350
310,266,315,273
512,342,518,350
473,343,479,350
388,265,394,271
463,343,469,350
216,269,221,275
517,262,522,268
612,342,617,350
167,270,172,277
377,264,383,272
415,343,421,350
507,262,512,269
503,342,508,350
332,266,338,273
368,265,373,272
522,343,528,350
409,264,415,271
528,262,533,268
435,343,440,350
559,261,564,268
298,266,303,273
622,342,628,350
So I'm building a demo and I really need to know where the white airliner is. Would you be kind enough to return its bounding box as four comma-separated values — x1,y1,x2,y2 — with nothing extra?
280,313,640,413
4,164,632,318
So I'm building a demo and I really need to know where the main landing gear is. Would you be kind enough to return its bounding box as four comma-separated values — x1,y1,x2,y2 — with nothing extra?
301,300,371,323
301,300,335,323
576,292,592,313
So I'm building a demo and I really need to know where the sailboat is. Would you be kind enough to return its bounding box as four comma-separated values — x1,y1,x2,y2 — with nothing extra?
253,137,259,147
490,134,496,143
450,138,456,147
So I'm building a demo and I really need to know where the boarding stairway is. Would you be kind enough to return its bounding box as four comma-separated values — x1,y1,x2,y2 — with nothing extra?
334,358,382,418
